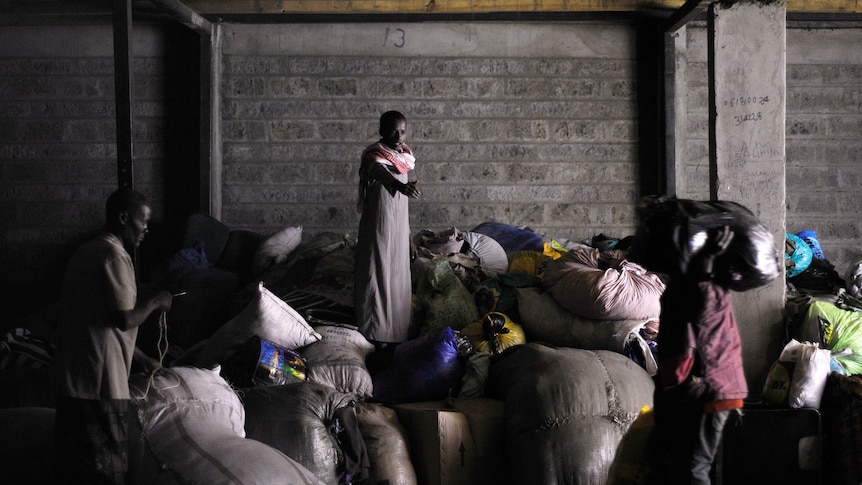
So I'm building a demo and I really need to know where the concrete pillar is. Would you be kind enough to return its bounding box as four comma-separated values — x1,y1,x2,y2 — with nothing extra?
665,25,687,197
709,0,787,390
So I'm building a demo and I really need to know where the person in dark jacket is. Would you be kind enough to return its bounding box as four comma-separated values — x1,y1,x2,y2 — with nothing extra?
652,226,747,485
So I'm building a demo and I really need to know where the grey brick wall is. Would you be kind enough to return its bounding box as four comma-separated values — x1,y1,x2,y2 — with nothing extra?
1,20,859,319
220,22,643,244
684,22,862,275
0,25,188,315
785,25,862,275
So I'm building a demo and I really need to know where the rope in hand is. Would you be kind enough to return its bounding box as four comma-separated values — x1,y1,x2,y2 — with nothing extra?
131,310,180,400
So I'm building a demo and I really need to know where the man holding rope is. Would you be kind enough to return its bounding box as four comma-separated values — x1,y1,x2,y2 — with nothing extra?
53,187,173,484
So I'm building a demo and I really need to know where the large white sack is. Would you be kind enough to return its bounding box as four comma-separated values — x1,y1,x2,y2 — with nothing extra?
488,343,654,485
129,366,321,485
541,248,664,320
516,286,657,375
303,324,375,398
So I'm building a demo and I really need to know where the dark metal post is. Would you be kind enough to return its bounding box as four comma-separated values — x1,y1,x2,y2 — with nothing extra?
112,0,134,189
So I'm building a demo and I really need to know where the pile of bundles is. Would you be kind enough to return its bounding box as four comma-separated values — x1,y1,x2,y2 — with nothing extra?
769,242,862,485
765,295,862,413
150,216,671,412
138,218,675,484
134,283,416,485
408,223,667,381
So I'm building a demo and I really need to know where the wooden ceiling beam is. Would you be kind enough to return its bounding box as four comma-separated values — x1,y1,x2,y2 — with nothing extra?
0,0,858,26
180,0,860,15
148,0,212,33
180,0,683,15
666,0,708,32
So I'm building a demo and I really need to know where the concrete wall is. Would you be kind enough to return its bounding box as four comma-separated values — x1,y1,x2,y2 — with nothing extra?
220,22,644,242
684,21,862,274
0,24,199,315
0,19,860,327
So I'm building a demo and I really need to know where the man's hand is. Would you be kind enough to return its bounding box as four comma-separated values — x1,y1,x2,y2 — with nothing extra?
698,225,735,278
711,225,734,256
153,290,173,313
401,180,421,199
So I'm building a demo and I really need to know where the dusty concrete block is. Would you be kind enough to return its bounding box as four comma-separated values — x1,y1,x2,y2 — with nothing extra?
64,120,114,142
222,207,270,228
310,162,354,184
789,193,838,215
224,57,284,75
0,59,22,75
491,203,547,227
505,120,548,141
318,121,361,141
786,118,822,136
552,120,598,142
269,77,312,97
224,186,298,204
789,87,860,113
504,162,561,184
317,78,357,97
269,120,315,141
269,205,315,227
362,77,408,97
223,164,270,185
420,185,486,203
414,77,460,98
22,120,64,140
457,78,501,98
450,101,520,118
224,121,266,141
225,77,266,97
412,160,461,183
603,79,636,98
487,185,567,203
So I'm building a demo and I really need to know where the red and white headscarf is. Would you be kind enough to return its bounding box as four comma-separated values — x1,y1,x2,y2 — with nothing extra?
357,142,415,212
364,142,414,174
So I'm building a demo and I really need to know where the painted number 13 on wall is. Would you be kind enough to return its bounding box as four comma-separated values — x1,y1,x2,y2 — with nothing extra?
383,28,406,48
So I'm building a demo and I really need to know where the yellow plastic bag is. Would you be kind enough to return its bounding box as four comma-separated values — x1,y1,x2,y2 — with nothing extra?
543,241,567,260
607,407,656,485
507,250,551,276
461,312,526,355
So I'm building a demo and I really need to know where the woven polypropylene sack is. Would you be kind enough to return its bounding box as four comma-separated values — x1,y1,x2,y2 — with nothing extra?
488,343,654,485
243,381,356,485
355,402,418,485
540,247,665,321
304,324,375,398
128,366,320,485
516,287,657,375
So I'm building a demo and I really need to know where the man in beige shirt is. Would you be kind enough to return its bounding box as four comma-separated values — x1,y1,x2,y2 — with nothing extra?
54,188,173,484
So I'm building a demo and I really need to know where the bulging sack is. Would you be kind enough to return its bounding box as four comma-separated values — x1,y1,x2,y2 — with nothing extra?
628,196,781,291
761,339,831,409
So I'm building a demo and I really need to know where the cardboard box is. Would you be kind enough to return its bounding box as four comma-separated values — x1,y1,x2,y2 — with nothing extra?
392,398,508,485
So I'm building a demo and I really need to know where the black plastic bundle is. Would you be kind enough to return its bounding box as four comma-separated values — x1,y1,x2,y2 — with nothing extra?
627,196,782,291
